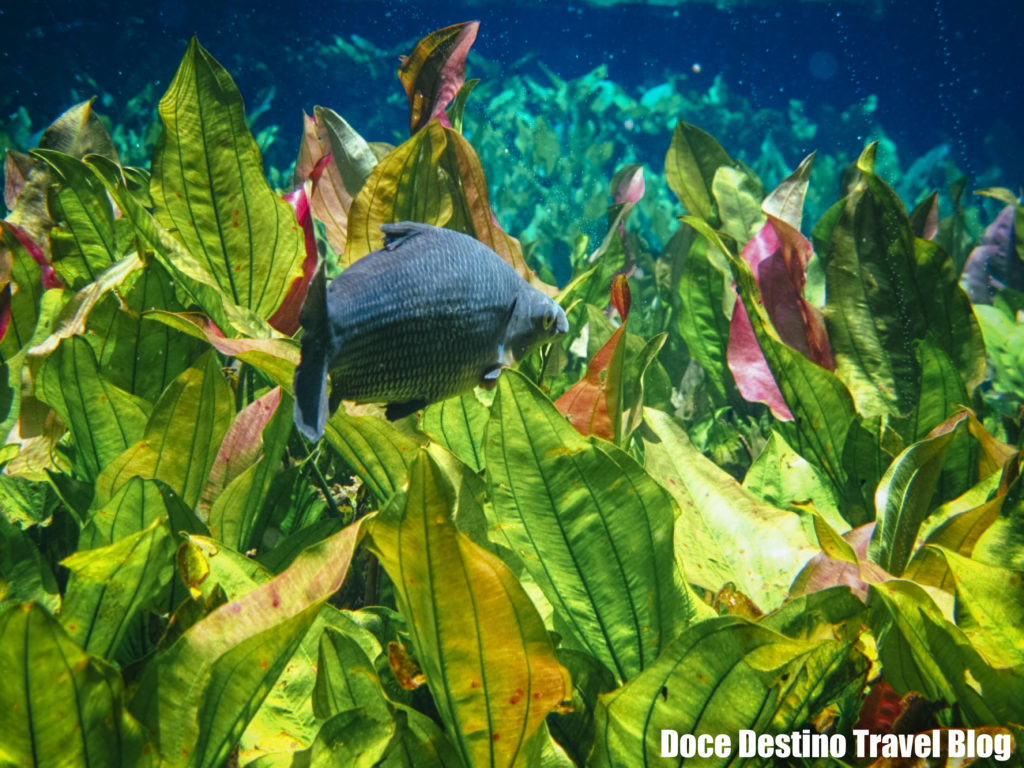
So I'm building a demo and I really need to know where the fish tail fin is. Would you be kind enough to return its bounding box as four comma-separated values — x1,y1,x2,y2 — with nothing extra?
293,265,329,441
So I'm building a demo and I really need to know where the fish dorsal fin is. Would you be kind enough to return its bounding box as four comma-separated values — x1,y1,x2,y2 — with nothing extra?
381,221,434,251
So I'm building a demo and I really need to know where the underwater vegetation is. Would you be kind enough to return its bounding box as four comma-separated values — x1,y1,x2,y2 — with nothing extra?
1,18,1024,768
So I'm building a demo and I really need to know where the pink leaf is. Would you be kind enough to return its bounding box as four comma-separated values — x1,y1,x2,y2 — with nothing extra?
727,216,834,420
7,221,61,289
199,387,282,521
268,185,318,336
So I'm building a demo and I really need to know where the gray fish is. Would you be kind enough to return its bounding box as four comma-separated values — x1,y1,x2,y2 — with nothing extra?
293,221,568,440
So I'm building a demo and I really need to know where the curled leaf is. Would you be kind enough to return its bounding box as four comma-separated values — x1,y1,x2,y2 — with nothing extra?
398,22,480,134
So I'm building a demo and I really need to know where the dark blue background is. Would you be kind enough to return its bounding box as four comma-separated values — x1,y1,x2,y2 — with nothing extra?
3,0,1022,182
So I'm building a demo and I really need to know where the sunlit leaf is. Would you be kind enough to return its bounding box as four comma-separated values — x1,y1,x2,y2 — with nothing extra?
915,546,1024,667
145,310,298,391
130,521,366,768
93,352,233,510
665,121,739,223
488,371,696,681
370,448,571,768
590,616,867,767
643,407,820,612
869,411,968,575
151,37,304,320
86,153,275,338
5,100,119,261
0,604,153,768
60,518,175,660
420,391,489,472
822,144,985,416
30,148,120,289
207,387,293,550
35,334,149,480
323,406,423,503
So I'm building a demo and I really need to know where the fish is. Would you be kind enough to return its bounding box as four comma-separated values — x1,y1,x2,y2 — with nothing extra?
293,221,569,440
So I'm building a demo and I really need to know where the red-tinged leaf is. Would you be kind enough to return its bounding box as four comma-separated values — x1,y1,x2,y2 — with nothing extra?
4,149,32,211
267,187,317,335
610,271,630,319
444,126,547,291
6,221,61,289
728,216,833,419
555,276,630,440
199,387,282,520
144,310,298,391
790,523,892,600
399,22,480,134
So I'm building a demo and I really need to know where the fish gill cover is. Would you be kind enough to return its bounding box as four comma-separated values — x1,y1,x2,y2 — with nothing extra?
0,11,1023,768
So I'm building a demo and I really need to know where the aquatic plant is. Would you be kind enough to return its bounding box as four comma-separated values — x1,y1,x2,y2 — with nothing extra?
1,22,1022,768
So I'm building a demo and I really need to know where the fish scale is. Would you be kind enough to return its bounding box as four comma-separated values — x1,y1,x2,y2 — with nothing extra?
293,221,569,440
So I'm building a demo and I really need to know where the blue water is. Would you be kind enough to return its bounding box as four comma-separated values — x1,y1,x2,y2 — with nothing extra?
3,0,1022,196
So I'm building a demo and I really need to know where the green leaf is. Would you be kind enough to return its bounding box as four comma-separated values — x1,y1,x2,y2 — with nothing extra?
369,448,571,768
0,514,60,611
643,408,820,612
676,230,732,403
743,430,843,531
487,371,695,681
0,604,153,768
313,626,391,722
315,106,378,203
712,164,765,247
869,412,968,575
86,153,274,338
36,334,149,481
84,262,206,403
306,710,393,767
93,351,234,510
590,616,867,767
822,147,984,416
420,391,489,472
60,518,175,660
146,310,298,392
30,148,119,288
665,122,737,223
240,606,373,763
344,121,453,264
81,476,205,549
130,521,366,768
918,546,1024,667
323,406,423,503
0,223,49,359
151,37,304,319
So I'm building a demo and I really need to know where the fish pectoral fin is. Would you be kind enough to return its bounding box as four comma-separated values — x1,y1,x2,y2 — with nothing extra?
381,221,430,251
480,364,504,390
385,399,428,421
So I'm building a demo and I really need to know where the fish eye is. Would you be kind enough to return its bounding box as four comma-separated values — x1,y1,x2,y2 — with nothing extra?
542,308,555,329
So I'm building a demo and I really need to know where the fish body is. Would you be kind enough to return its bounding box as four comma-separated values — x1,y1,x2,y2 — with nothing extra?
293,221,568,440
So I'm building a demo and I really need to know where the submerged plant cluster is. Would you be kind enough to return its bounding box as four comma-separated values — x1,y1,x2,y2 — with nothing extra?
1,20,1023,768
